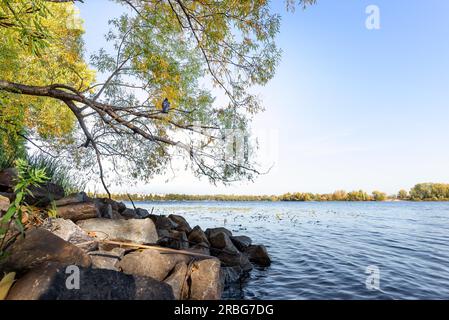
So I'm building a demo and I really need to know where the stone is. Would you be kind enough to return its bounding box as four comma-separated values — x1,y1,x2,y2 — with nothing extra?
209,231,240,254
136,208,150,218
0,228,91,273
41,218,98,252
118,249,190,281
54,192,88,207
188,226,210,246
220,266,245,287
158,230,189,250
121,208,138,219
190,258,222,300
155,215,178,230
25,182,65,207
163,261,188,300
56,202,100,222
231,235,252,252
244,245,271,267
76,218,158,244
169,214,192,233
117,202,127,213
213,250,253,272
0,192,14,202
0,194,9,212
187,242,211,256
88,248,125,271
0,168,17,192
6,262,175,300
206,227,232,239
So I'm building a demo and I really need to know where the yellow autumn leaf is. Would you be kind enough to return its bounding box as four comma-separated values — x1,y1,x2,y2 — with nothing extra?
0,272,16,300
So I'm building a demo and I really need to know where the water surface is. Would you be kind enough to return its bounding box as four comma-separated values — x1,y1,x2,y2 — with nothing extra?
134,201,449,300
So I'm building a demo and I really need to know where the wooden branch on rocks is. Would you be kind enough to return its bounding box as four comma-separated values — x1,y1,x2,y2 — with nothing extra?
99,240,213,259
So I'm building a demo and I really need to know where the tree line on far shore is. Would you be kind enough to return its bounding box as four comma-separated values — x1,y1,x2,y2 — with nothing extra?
89,183,449,202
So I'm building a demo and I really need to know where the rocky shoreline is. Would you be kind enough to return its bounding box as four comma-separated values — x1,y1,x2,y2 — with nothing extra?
0,168,271,300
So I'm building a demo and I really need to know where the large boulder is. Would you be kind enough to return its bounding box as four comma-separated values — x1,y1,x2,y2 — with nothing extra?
209,231,239,254
88,248,126,271
220,266,245,287
188,226,210,246
164,261,188,300
189,258,222,300
154,215,178,231
230,235,252,252
56,202,100,222
206,227,232,239
76,218,158,244
244,245,271,267
54,192,88,207
213,250,253,272
41,218,98,252
118,249,190,281
0,194,9,212
169,214,192,233
6,262,175,300
25,182,65,207
0,168,17,192
187,243,211,256
121,208,150,219
0,228,91,273
158,230,189,250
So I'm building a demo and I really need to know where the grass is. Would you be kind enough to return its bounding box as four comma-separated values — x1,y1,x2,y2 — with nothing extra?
27,154,86,195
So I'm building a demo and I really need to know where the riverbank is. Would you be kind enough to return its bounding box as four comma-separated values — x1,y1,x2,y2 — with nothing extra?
0,168,271,300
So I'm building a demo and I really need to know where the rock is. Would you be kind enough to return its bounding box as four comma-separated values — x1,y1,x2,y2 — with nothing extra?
220,266,245,287
188,226,210,246
6,262,175,300
77,218,157,244
25,182,65,207
206,227,232,239
158,230,189,250
118,249,190,281
213,250,253,272
56,202,100,222
244,245,271,267
54,192,88,207
136,208,150,218
0,228,91,273
0,168,17,192
231,235,252,252
88,248,125,271
209,231,240,254
187,242,211,256
190,258,222,300
41,218,98,252
121,208,138,219
117,202,127,213
169,214,192,233
0,194,9,212
163,262,188,300
155,215,178,230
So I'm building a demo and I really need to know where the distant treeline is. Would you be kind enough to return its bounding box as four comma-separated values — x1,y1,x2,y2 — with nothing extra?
89,183,449,202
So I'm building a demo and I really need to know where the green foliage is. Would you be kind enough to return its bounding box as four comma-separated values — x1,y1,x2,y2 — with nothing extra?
27,154,86,195
397,189,409,200
409,183,449,201
0,158,48,259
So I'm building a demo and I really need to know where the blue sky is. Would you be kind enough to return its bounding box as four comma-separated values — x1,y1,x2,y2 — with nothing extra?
77,0,449,195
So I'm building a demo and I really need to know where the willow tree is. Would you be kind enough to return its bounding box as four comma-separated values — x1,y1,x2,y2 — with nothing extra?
0,0,315,196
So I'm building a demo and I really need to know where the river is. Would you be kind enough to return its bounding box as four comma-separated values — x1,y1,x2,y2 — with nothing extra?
132,201,449,300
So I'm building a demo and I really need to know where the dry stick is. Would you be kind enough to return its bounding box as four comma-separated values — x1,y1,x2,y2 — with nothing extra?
100,240,213,259
127,194,137,210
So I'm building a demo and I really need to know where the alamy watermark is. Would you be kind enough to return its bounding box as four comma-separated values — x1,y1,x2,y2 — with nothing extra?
65,265,80,290
365,265,380,290
365,5,381,30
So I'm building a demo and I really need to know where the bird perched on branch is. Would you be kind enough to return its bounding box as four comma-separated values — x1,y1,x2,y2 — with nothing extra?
162,98,170,113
